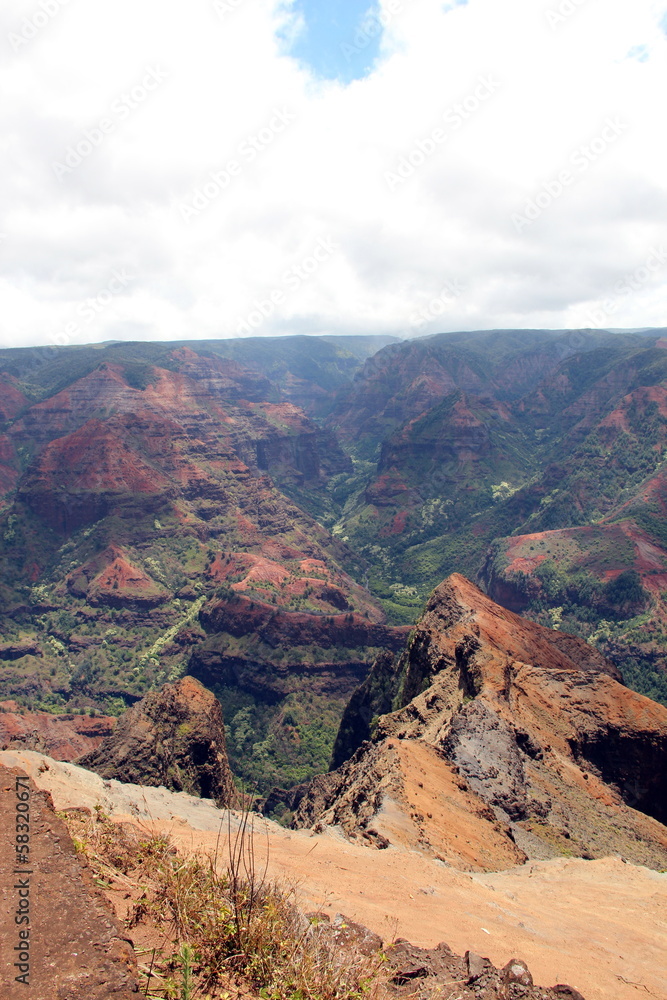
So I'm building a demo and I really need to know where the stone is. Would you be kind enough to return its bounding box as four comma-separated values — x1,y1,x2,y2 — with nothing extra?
0,763,139,999
503,958,534,987
466,950,489,982
330,913,383,957
77,675,234,805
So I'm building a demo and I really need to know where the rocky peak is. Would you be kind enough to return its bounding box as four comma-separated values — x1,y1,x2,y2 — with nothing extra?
77,676,234,805
296,574,667,869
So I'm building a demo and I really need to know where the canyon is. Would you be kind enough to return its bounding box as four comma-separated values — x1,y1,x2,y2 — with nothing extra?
1,327,667,792
2,325,667,999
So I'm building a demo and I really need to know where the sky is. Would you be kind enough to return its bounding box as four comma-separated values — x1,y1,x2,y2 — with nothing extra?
0,0,666,350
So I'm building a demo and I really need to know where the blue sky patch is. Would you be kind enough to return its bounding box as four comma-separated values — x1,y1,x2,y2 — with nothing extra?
280,0,384,84
627,43,649,62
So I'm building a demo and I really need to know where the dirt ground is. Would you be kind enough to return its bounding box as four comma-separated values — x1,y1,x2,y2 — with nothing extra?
151,820,666,1000
2,749,665,1000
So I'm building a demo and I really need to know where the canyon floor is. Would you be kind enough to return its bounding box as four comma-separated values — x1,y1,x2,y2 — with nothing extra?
2,750,665,1000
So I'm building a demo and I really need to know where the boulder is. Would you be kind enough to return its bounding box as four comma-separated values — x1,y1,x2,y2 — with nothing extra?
77,676,234,805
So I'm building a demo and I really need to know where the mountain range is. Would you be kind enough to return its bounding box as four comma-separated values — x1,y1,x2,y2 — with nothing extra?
2,327,667,792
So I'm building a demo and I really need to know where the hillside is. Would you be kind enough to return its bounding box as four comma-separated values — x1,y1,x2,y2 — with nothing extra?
3,749,666,1000
0,337,404,790
3,327,667,798
302,574,667,870
322,330,667,704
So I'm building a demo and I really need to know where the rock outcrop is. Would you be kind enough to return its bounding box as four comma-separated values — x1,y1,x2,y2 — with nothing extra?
294,574,667,869
384,939,587,1000
295,736,527,870
198,592,407,648
0,763,139,999
77,676,234,805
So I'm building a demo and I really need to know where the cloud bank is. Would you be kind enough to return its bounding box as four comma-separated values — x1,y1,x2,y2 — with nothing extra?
1,0,666,349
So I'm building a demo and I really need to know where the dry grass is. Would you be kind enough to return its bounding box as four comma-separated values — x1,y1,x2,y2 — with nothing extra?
66,808,388,1000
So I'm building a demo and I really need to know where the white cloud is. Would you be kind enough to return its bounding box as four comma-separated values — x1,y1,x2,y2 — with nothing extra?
0,0,666,349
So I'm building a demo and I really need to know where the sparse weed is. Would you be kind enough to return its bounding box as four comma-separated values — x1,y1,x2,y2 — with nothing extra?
68,809,386,1000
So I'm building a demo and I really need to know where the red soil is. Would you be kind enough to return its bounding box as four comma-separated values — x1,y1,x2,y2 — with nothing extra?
67,545,169,606
0,711,115,760
0,374,28,421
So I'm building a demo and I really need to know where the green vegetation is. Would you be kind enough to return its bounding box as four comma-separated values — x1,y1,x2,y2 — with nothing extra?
508,561,650,619
209,674,367,794
3,328,667,792
611,653,667,705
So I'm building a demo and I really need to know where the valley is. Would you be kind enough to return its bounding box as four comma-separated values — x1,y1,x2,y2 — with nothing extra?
3,326,667,1000
2,327,667,799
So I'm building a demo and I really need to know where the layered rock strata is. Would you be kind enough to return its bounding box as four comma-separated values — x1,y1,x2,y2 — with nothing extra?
295,574,667,869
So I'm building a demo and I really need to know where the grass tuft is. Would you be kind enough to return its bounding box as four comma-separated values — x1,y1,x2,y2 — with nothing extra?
67,810,386,1000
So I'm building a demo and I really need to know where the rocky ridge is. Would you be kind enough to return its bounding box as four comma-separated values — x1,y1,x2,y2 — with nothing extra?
4,750,666,1000
294,574,667,869
0,753,589,1000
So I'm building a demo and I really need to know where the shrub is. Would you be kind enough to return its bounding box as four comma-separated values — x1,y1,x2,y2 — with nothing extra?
603,569,648,615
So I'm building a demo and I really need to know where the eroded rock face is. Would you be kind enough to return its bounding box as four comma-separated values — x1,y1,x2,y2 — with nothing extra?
443,700,529,821
295,574,667,869
67,544,170,608
13,361,351,535
0,710,115,761
293,736,527,870
198,593,407,650
0,763,139,1000
77,676,234,805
